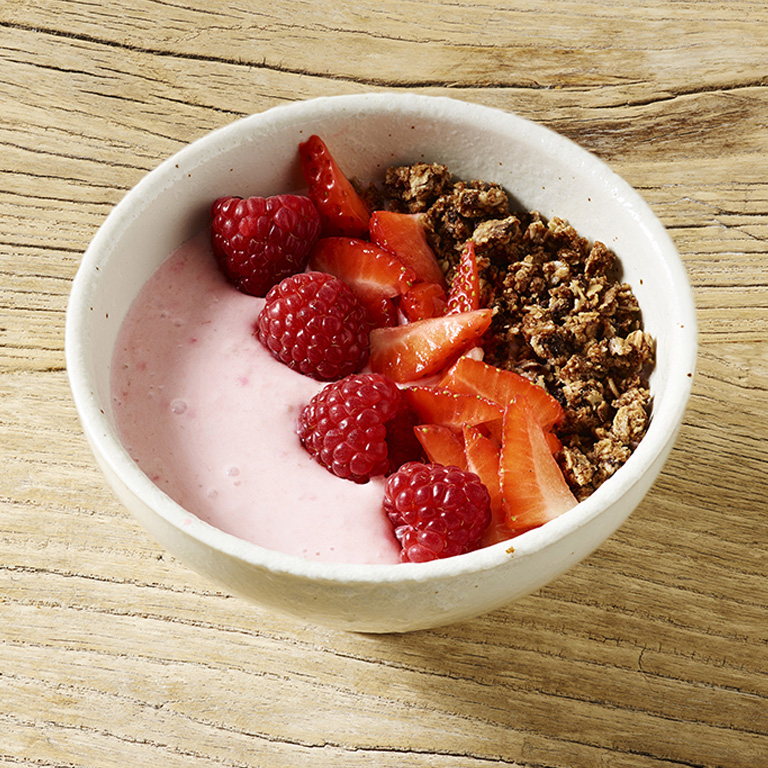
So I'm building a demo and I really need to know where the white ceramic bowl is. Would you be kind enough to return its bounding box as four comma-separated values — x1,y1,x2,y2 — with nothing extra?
66,93,697,633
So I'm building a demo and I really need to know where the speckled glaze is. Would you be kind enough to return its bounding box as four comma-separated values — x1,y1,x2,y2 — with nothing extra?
66,94,697,632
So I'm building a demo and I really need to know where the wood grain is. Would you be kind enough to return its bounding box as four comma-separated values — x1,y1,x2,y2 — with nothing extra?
1,2,766,766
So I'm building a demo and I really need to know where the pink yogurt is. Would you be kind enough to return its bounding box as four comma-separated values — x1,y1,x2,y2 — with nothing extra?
111,231,402,564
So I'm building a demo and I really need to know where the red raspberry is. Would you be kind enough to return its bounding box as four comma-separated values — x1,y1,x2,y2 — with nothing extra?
211,194,321,296
297,373,421,483
257,272,369,381
383,462,491,562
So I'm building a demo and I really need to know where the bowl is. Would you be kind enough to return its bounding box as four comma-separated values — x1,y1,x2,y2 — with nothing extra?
65,93,697,633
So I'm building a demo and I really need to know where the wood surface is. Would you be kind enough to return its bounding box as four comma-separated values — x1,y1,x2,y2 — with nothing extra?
1,1,766,766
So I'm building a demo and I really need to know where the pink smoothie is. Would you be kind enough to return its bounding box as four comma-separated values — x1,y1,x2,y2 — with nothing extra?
111,232,402,564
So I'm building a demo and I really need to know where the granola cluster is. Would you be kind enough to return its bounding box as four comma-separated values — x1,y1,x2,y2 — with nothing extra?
372,162,655,500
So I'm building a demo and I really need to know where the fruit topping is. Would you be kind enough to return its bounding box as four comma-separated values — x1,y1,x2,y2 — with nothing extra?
369,308,493,382
383,462,492,562
403,386,503,433
298,134,371,238
499,398,578,535
400,281,448,322
297,373,420,483
308,236,416,328
256,271,369,381
369,210,446,287
210,194,321,297
446,240,481,313
414,424,468,470
439,355,564,432
462,425,506,546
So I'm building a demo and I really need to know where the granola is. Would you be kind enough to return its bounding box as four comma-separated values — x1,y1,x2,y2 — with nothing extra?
374,163,655,500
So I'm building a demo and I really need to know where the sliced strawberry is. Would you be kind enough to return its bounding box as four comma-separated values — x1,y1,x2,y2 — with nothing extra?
447,240,481,313
369,211,446,286
439,355,564,432
309,237,416,328
499,399,577,536
298,135,370,238
414,424,467,470
545,430,563,455
403,386,503,432
400,281,448,322
462,425,507,546
369,309,493,382
367,295,399,328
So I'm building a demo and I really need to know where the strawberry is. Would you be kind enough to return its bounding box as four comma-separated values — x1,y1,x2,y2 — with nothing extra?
400,281,448,322
298,135,370,238
309,236,416,327
366,296,399,328
462,425,507,546
439,355,564,432
447,240,481,313
369,309,493,382
403,386,503,433
414,424,468,470
499,399,577,536
545,431,563,455
369,211,446,286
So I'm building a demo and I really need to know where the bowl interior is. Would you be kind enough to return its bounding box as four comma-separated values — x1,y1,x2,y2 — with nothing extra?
66,93,697,585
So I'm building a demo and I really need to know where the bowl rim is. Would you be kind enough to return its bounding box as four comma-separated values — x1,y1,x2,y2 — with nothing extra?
65,92,698,585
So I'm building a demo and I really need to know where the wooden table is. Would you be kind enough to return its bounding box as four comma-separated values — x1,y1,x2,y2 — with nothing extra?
2,2,766,765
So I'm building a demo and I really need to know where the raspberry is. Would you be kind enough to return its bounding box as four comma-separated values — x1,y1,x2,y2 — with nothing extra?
211,194,321,296
297,373,421,483
256,272,369,381
383,462,491,562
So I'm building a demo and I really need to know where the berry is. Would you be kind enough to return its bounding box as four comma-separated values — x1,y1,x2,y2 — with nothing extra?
499,399,577,535
309,236,416,327
211,194,321,297
368,308,493,382
256,272,369,381
439,355,564,431
369,211,446,286
297,373,420,483
414,424,468,470
403,386,503,433
383,462,491,562
447,240,481,313
299,135,371,238
400,281,448,322
462,425,507,546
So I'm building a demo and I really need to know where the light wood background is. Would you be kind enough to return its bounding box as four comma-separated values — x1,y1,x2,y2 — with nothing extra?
1,2,766,766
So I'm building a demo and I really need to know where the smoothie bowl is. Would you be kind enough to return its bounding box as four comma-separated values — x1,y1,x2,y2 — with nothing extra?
65,93,696,632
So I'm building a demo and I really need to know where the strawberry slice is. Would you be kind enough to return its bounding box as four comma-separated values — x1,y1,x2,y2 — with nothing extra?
298,135,371,238
462,425,507,546
369,309,493,382
447,240,481,313
400,281,448,322
403,386,503,432
414,424,467,470
309,236,416,327
366,296,399,328
439,355,564,432
545,430,563,455
499,399,577,536
369,211,446,286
